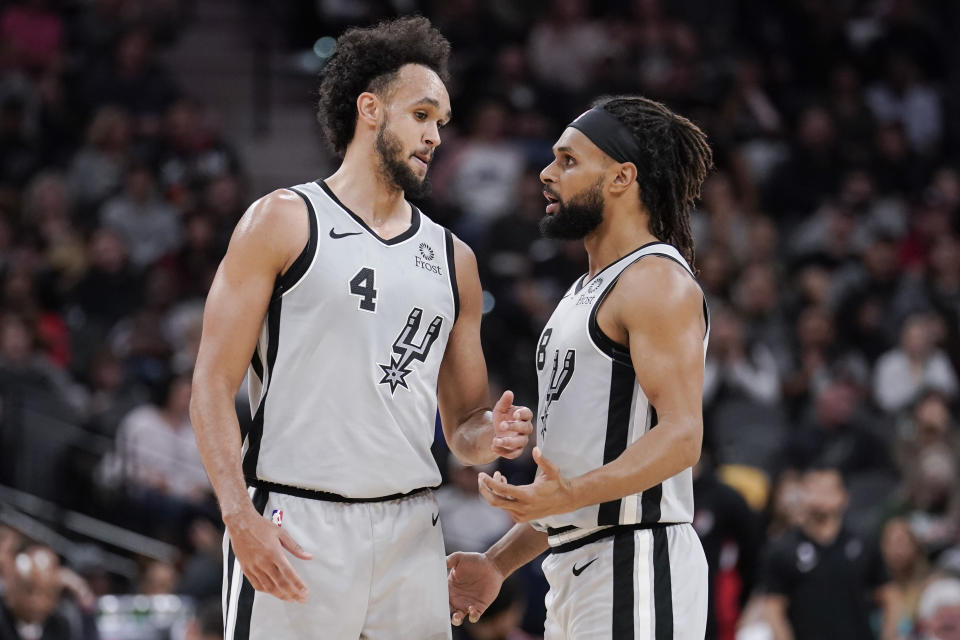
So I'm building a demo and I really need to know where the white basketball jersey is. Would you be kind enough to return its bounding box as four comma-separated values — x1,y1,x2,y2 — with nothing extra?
531,242,709,539
242,180,457,498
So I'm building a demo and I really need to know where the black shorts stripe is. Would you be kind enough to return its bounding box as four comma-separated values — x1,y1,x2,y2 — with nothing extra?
242,294,282,478
225,542,236,618
230,488,270,640
612,529,635,639
598,359,636,524
640,407,662,524
652,527,674,640
444,228,460,323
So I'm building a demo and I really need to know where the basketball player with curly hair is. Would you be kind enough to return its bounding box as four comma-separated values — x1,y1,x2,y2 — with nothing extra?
191,17,532,640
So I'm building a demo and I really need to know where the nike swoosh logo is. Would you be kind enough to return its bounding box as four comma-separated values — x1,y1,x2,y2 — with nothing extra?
432,512,439,527
329,228,363,239
572,557,598,576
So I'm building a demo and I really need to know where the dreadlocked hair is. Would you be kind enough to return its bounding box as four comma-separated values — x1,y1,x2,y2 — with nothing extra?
317,16,450,156
592,95,712,269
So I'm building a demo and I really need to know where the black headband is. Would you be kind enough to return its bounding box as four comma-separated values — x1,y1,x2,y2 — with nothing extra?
567,108,643,167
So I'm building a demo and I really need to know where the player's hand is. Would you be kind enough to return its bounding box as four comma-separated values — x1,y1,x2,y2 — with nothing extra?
447,552,504,625
478,447,576,522
225,508,313,603
490,390,533,459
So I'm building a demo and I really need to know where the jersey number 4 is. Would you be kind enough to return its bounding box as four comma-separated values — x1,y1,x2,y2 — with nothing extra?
350,267,377,312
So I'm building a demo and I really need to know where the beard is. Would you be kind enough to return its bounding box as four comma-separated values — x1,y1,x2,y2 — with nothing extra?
375,120,431,199
539,179,605,239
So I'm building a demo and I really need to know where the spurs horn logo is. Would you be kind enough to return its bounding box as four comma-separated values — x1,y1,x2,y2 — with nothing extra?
378,308,444,393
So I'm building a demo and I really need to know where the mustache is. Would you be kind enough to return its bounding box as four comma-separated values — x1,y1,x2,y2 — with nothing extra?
543,186,560,200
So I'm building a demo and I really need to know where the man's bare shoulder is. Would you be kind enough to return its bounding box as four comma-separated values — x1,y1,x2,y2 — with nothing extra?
229,189,309,270
614,255,703,324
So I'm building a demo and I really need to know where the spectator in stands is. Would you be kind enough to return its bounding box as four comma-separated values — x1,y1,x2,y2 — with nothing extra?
68,227,141,333
100,371,208,505
758,468,898,640
0,546,70,640
881,517,931,637
703,305,785,470
892,444,960,557
100,162,181,269
138,560,177,596
66,106,132,224
874,312,958,414
916,576,960,640
692,457,762,640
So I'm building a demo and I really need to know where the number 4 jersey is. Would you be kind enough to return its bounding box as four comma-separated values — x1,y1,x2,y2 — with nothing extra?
531,242,709,542
242,180,458,498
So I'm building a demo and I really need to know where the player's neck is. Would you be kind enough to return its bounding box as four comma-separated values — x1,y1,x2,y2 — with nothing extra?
326,152,410,227
583,205,658,279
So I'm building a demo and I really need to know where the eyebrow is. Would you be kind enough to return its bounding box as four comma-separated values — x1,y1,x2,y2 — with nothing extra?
412,97,452,121
553,145,575,155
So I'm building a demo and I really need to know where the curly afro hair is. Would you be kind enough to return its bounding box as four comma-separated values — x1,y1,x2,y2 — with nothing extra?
592,95,712,268
317,16,451,156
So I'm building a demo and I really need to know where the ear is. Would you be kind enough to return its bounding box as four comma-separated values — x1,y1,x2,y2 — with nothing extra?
607,162,638,196
356,91,381,130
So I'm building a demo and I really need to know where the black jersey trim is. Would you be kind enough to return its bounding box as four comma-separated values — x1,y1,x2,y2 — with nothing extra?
315,179,421,246
274,187,319,299
246,478,437,503
229,487,270,640
598,359,636,525
546,524,578,536
242,295,282,479
652,527,674,639
587,250,708,362
612,527,636,639
548,522,678,554
250,349,263,383
574,241,667,294
444,228,460,323
640,407,663,524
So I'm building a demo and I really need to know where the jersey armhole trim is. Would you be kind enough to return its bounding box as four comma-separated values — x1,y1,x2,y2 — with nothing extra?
272,186,319,300
444,228,460,323
586,251,708,363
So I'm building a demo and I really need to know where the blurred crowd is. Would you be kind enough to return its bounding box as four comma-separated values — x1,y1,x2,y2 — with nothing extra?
0,0,959,639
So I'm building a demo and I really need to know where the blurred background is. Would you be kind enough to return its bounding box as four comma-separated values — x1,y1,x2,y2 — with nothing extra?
0,0,958,639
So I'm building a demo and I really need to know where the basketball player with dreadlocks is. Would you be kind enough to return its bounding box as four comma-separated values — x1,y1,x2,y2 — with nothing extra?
447,96,713,639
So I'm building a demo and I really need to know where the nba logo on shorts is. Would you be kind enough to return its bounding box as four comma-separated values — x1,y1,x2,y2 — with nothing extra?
271,509,283,527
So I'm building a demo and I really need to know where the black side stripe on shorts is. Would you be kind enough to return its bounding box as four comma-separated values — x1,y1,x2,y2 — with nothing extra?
612,528,635,639
229,488,270,640
598,359,636,524
652,527,674,640
640,407,662,523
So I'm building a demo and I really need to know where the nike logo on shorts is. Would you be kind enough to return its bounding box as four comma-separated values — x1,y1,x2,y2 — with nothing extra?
329,228,363,239
432,512,439,526
572,557,598,576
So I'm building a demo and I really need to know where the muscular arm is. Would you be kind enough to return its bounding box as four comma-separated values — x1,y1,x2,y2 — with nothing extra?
190,190,312,602
437,234,531,465
190,190,305,521
566,258,706,507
